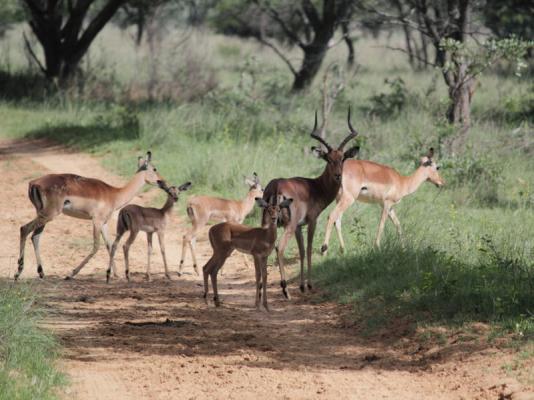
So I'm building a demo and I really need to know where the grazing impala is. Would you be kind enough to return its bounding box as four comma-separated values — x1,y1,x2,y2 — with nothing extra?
16,152,165,280
203,197,293,311
179,173,263,276
263,109,360,298
106,181,191,283
321,148,444,253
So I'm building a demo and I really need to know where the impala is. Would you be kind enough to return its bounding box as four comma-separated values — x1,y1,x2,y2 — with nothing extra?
179,173,263,276
263,109,360,298
16,152,165,280
106,181,191,283
203,197,293,311
321,148,444,253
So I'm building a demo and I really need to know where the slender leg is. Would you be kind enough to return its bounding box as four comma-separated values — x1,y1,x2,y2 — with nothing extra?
179,234,189,276
375,204,390,248
31,224,46,279
106,233,124,283
16,218,40,280
322,195,354,255
388,208,404,247
157,231,171,279
123,230,139,281
146,232,153,281
295,226,305,292
253,255,262,309
189,237,200,276
100,223,116,277
212,252,230,307
276,224,296,300
261,256,269,311
202,257,214,304
306,219,317,290
67,221,103,279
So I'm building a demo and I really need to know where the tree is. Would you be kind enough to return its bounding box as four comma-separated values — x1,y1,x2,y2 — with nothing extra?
22,0,127,83
218,0,355,91
369,0,532,135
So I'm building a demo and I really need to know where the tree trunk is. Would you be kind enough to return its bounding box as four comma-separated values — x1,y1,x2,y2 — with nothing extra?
292,44,329,91
341,22,354,67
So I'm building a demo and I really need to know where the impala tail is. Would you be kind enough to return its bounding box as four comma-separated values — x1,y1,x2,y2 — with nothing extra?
28,183,44,211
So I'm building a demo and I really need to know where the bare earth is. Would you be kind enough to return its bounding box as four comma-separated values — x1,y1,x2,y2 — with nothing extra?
0,139,532,400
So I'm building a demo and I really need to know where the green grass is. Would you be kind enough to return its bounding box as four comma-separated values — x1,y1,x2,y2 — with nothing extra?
0,284,64,400
0,24,533,342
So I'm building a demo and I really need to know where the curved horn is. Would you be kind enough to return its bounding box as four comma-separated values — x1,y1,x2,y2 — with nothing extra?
338,106,358,150
310,110,333,151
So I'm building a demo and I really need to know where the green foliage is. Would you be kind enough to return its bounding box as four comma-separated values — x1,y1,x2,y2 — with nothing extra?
0,284,64,400
440,36,533,78
365,77,408,119
482,0,534,43
0,0,24,37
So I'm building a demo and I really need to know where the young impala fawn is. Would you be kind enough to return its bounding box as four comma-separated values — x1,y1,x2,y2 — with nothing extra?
321,148,444,254
17,151,165,280
179,173,263,276
203,197,293,311
106,182,191,283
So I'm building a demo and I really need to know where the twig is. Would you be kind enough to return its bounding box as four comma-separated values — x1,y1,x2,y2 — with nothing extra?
23,31,46,74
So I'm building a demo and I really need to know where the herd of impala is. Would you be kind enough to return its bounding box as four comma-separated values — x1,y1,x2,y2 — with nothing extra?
16,108,444,311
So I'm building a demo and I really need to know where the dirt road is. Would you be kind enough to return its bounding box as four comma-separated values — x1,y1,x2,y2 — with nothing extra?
0,139,531,399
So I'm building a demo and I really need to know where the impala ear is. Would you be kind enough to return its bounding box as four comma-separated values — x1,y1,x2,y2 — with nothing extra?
137,156,144,167
178,182,192,192
146,151,152,162
244,176,255,186
255,197,269,208
343,146,360,160
311,146,327,159
279,198,293,208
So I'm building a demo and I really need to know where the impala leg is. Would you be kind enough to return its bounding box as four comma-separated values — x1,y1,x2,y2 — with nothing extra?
100,223,116,277
189,237,200,276
179,233,189,276
123,230,139,282
276,225,295,300
375,204,390,248
306,219,317,291
106,233,124,283
157,231,171,280
211,252,230,307
322,195,354,255
295,226,306,292
67,222,102,279
261,256,269,312
388,208,404,247
253,255,262,310
202,257,213,304
16,218,40,280
146,232,153,281
31,224,46,279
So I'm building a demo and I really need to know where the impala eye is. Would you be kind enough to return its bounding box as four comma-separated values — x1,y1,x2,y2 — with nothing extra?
153,168,157,172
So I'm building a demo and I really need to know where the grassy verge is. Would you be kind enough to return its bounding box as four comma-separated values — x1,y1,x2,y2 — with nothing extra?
0,284,64,400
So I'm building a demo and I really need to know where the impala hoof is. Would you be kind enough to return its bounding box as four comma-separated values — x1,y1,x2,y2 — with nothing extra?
64,276,73,281
37,265,44,279
299,284,305,293
307,283,313,290
320,244,328,254
165,274,172,280
177,272,182,277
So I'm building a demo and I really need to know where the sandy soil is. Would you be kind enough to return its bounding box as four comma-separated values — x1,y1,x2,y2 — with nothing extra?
0,139,532,400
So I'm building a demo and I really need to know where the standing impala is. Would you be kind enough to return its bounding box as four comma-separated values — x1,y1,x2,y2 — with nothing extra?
203,197,293,311
179,173,263,276
321,148,444,253
263,109,360,298
16,152,165,280
106,181,191,283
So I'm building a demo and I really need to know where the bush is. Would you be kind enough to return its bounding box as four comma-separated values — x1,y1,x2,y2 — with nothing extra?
365,77,409,119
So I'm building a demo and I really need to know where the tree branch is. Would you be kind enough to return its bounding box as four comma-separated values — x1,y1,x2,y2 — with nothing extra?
384,45,437,67
253,0,305,48
23,31,46,74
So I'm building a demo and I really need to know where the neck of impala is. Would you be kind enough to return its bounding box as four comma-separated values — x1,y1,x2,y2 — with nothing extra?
240,190,257,219
400,166,428,198
315,165,341,207
161,194,176,214
113,172,146,209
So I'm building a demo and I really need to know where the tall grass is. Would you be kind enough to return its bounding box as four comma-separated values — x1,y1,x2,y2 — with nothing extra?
0,284,64,400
